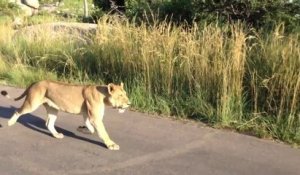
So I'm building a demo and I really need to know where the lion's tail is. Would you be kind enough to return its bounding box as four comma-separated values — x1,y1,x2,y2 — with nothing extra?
1,83,34,101
1,89,27,101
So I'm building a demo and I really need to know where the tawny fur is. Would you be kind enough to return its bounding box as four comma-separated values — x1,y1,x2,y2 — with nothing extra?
1,80,130,150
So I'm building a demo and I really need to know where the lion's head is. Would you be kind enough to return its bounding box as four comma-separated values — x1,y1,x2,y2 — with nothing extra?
107,83,130,113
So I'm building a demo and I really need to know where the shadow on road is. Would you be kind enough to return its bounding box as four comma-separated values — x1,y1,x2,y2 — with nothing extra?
0,106,107,148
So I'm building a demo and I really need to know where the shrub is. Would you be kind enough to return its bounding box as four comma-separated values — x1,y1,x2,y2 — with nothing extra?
123,0,300,32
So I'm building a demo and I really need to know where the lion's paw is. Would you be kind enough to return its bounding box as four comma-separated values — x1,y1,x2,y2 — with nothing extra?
53,133,64,139
7,119,16,126
106,142,120,150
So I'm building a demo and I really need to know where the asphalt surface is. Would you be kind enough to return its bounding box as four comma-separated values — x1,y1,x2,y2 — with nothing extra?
0,85,299,175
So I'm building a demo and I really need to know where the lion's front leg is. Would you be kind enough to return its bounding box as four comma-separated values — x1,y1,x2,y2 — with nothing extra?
85,96,119,150
93,119,120,150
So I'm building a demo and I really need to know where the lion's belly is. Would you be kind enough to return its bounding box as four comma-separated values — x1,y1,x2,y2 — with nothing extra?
45,85,85,114
44,97,84,114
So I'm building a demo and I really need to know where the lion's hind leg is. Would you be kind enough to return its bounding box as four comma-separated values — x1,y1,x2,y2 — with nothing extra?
44,105,64,139
8,111,21,126
8,98,42,126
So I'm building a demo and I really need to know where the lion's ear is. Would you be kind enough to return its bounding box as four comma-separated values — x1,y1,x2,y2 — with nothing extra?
108,83,114,94
120,82,124,88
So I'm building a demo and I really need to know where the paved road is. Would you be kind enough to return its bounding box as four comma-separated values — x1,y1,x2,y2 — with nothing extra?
0,85,299,175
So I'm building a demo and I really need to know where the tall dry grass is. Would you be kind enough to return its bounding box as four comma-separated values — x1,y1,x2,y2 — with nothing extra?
0,17,299,143
246,25,300,141
91,18,248,124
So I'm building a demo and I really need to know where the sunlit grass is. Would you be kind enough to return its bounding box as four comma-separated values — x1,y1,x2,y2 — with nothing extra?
0,16,299,144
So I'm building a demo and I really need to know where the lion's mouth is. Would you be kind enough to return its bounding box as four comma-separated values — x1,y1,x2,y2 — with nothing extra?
118,108,126,113
116,105,130,114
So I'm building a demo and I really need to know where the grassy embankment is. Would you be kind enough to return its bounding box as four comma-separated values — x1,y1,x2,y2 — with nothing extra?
0,16,299,145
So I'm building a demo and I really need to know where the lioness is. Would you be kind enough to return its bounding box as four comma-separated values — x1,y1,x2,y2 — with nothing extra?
1,80,130,150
